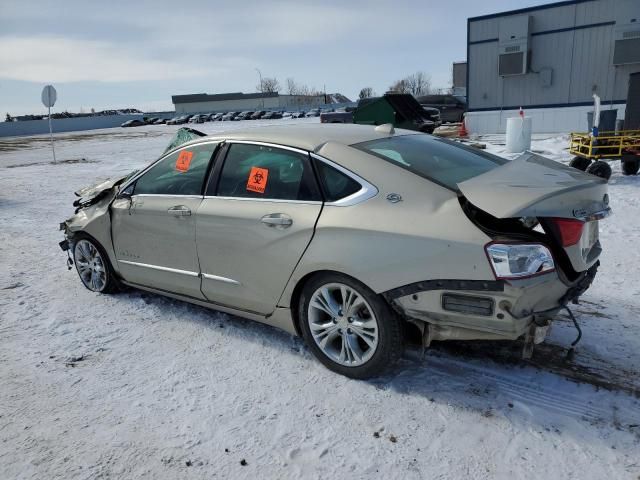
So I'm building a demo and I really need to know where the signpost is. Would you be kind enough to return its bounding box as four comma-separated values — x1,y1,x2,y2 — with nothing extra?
41,85,57,163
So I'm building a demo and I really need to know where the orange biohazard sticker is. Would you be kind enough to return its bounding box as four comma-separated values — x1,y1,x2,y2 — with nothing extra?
246,166,269,193
175,150,194,172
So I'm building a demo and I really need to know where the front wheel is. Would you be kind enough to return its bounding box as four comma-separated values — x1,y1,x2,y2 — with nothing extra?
586,160,612,180
298,273,403,379
569,156,591,171
621,155,640,176
73,236,118,293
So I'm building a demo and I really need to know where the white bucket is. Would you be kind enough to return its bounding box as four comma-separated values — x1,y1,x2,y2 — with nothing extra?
506,116,532,153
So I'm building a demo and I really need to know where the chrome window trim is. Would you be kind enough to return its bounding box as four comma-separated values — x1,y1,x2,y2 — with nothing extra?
132,194,204,199
118,260,200,277
202,195,321,205
119,140,223,192
310,153,378,207
201,273,241,285
225,140,309,156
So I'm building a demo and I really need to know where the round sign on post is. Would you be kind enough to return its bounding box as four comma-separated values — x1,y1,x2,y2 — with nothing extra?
42,85,57,108
42,85,57,163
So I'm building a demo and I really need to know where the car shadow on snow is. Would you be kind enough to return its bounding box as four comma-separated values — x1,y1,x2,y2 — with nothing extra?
119,289,640,432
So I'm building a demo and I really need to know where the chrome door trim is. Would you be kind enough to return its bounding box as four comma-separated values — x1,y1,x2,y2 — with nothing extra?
310,153,378,207
118,260,200,277
201,273,241,285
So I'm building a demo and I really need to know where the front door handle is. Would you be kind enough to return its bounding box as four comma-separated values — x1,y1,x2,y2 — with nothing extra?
168,205,191,216
261,213,293,228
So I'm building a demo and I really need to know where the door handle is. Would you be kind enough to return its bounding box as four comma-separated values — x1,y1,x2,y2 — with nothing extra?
261,213,293,227
168,205,191,216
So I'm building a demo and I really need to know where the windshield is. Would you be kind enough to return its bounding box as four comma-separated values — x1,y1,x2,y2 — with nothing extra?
353,134,507,191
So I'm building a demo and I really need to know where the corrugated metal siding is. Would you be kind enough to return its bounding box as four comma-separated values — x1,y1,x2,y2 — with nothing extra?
468,42,499,109
502,31,575,106
468,0,636,111
568,23,616,103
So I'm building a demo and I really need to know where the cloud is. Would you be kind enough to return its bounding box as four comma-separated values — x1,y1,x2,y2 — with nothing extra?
0,36,234,83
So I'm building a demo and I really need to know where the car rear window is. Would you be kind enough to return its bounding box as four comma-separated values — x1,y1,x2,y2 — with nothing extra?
353,134,507,191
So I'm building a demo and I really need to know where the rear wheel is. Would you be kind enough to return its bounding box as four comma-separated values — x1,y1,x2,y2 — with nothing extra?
298,273,403,379
569,156,591,171
621,155,640,175
73,235,118,293
586,160,612,180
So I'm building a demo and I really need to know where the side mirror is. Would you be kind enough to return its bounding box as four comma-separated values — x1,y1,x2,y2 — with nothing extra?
117,183,134,199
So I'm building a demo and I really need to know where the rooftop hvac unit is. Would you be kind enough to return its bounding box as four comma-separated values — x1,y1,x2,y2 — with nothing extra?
498,15,532,76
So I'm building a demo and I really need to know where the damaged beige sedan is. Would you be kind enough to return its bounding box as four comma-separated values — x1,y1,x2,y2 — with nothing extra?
60,124,610,378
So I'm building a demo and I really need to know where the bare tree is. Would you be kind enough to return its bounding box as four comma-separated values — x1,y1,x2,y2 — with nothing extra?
389,72,431,96
257,77,280,93
358,87,374,99
286,77,298,95
388,79,410,94
405,71,431,96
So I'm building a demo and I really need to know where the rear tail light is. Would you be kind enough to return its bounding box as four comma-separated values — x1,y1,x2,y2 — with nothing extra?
550,218,585,246
485,243,555,279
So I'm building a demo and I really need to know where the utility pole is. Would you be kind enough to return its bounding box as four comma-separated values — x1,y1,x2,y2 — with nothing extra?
255,68,265,109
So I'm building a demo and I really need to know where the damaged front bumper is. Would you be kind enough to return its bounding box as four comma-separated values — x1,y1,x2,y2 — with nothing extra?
383,262,598,343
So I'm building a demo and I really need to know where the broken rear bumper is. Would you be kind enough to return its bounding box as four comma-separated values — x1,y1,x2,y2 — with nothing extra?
383,262,598,342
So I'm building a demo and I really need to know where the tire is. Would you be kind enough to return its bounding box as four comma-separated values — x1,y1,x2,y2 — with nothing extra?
72,234,119,294
569,156,591,171
621,155,640,176
586,160,612,180
298,273,403,379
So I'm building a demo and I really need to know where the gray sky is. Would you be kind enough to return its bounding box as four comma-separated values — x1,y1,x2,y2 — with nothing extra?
0,0,546,115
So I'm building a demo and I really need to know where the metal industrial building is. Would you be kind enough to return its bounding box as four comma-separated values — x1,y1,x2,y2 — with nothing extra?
465,0,640,133
172,92,329,114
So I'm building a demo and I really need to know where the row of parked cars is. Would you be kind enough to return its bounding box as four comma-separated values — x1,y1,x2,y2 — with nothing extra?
120,108,334,128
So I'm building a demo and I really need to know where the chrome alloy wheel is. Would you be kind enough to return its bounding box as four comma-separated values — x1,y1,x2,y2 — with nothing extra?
74,239,107,292
307,282,379,367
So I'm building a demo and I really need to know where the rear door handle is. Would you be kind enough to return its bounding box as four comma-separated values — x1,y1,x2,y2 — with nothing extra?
261,213,293,227
168,205,191,216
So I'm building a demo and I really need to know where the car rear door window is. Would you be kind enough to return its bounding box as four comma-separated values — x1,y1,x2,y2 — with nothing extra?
134,143,217,196
315,161,361,202
215,143,321,201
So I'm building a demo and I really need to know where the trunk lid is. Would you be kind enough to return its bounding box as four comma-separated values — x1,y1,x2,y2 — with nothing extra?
458,152,610,273
457,152,609,220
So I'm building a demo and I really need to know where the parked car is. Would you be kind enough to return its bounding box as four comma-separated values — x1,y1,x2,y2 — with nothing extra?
209,113,224,121
291,111,306,118
417,94,467,123
145,117,160,124
120,119,145,127
189,114,209,124
167,115,192,125
221,111,239,121
234,111,255,121
320,107,356,124
60,124,609,379
305,109,321,117
153,118,167,125
262,111,283,120
251,111,267,120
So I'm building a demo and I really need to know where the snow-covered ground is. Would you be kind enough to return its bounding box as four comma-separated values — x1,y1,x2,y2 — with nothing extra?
1,119,639,479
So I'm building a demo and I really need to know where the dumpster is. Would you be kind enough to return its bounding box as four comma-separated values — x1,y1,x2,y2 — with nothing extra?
352,93,440,133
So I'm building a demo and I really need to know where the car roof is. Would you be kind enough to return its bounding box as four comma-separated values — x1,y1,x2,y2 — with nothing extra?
190,123,417,152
